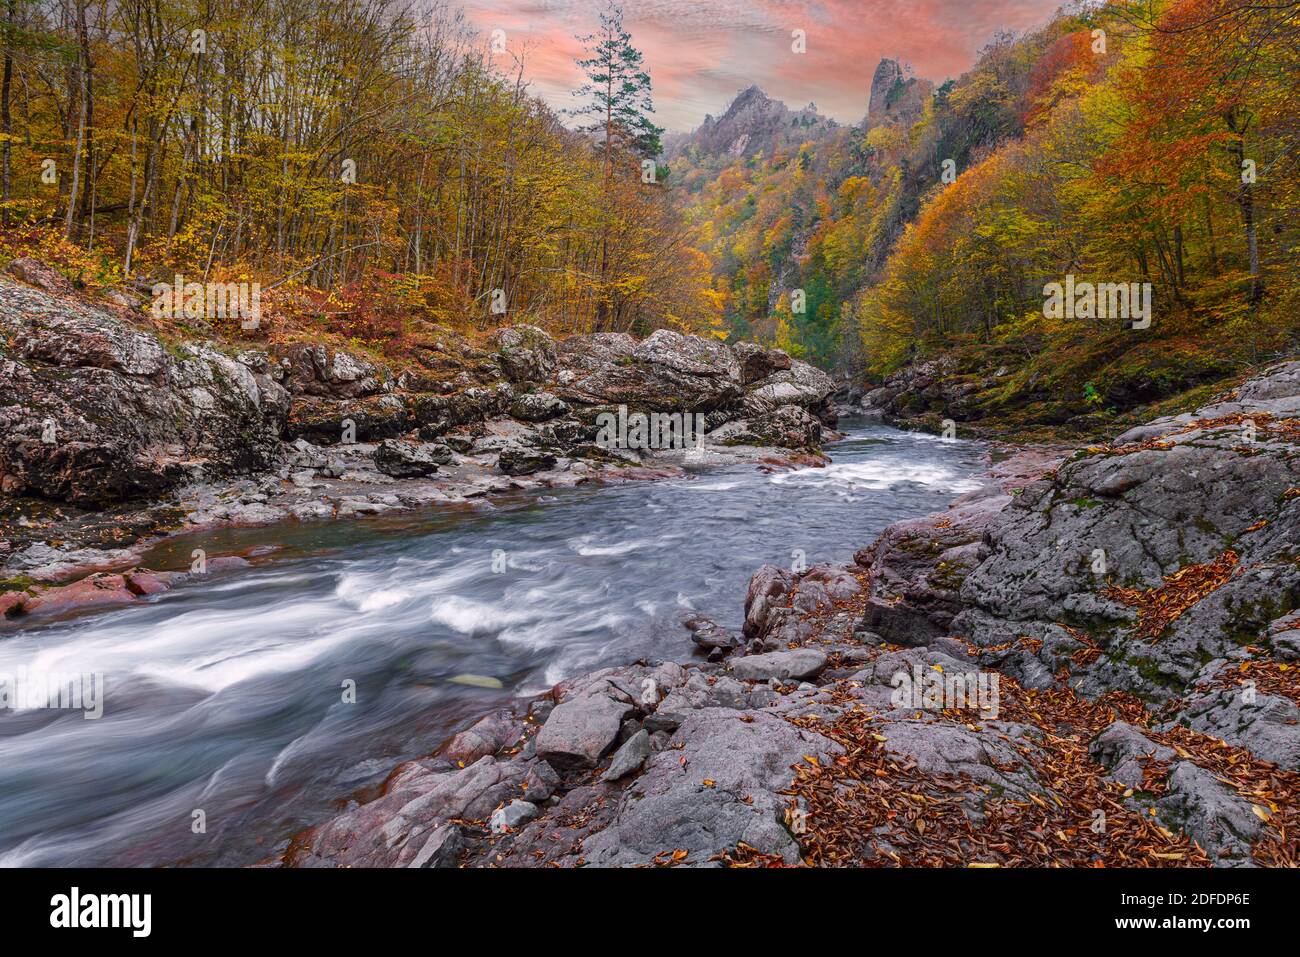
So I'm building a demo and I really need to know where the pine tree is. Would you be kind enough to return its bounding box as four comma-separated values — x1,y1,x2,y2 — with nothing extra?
568,2,663,168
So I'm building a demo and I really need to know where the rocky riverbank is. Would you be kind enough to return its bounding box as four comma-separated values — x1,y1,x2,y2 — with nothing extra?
282,359,1299,868
0,265,836,618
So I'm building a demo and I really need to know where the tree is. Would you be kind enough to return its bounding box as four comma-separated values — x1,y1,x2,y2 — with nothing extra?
568,1,663,167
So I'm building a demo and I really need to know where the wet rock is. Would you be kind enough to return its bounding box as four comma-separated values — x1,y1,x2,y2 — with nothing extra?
287,755,528,866
743,564,795,639
690,623,742,652
443,710,525,765
13,569,177,618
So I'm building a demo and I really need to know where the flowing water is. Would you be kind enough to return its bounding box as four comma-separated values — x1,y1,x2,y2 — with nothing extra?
0,421,986,866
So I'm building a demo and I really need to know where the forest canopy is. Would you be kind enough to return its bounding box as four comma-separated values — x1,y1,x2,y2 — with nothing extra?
0,0,721,355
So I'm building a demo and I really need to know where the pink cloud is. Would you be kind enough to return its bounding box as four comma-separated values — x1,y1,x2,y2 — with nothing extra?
460,0,1064,131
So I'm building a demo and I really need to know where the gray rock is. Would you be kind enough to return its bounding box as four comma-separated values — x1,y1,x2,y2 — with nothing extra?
287,756,528,866
576,709,840,866
407,823,463,868
601,729,652,781
509,391,569,422
728,648,827,681
494,325,557,384
443,710,524,765
0,281,288,505
520,760,561,802
497,442,557,476
534,692,635,769
372,439,451,477
489,799,541,833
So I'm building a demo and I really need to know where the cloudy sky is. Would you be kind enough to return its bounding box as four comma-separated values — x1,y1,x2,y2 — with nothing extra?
458,0,1067,132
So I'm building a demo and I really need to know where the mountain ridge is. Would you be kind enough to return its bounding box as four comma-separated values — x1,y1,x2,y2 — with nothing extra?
663,54,933,162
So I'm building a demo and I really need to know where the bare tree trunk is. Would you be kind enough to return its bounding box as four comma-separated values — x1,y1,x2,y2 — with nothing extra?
63,0,89,240
1,0,15,226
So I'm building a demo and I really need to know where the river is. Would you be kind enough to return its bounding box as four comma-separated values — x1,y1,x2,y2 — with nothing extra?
0,421,986,866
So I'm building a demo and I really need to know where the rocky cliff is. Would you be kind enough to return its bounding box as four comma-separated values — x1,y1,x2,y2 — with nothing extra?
0,269,837,594
863,58,933,129
665,86,835,161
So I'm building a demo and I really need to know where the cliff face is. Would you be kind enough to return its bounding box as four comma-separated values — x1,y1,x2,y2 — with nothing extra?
666,86,835,160
863,57,933,129
666,57,934,161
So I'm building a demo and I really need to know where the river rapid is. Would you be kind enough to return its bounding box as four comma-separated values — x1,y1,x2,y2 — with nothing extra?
0,421,986,866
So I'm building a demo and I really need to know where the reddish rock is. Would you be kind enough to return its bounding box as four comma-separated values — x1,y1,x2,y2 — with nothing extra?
21,573,135,616
124,568,172,596
443,710,524,765
0,591,28,618
4,257,75,296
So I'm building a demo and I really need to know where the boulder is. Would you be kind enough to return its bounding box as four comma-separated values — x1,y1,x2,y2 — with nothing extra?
553,330,742,412
509,391,569,422
489,799,540,833
286,755,528,866
407,823,464,869
743,564,795,639
443,710,524,765
279,342,390,399
728,648,827,681
372,439,451,478
286,394,408,445
0,281,289,505
5,257,75,296
601,729,652,781
497,442,557,476
535,692,635,769
732,341,791,385
494,325,557,384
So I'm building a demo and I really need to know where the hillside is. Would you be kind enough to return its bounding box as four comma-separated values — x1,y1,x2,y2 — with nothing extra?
670,0,1300,437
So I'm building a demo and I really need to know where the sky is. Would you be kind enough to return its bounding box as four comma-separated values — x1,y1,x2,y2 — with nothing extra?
458,0,1069,132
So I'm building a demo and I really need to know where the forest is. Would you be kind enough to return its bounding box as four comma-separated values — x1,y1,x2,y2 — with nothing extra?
1,0,1297,426
673,0,1298,424
0,0,720,358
